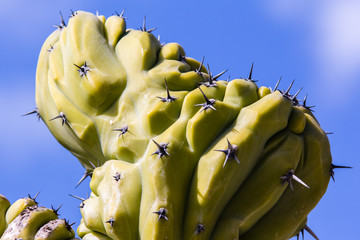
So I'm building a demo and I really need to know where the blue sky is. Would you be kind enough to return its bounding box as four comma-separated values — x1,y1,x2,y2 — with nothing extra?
0,0,359,238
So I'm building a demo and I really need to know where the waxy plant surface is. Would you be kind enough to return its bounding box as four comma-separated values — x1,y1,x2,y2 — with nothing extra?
0,1,359,239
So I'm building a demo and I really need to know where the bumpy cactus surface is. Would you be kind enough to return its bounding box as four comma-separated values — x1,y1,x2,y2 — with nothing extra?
33,10,337,239
0,194,76,240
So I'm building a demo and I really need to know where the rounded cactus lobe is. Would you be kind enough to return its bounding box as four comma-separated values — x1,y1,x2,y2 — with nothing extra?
77,219,92,238
143,90,186,136
139,132,193,240
34,219,75,240
186,100,237,152
85,160,142,240
148,60,202,91
5,196,37,225
1,206,58,240
239,114,331,239
257,85,271,98
37,10,213,168
183,92,293,240
80,197,106,235
0,194,10,236
222,79,259,109
57,11,127,114
0,196,77,240
158,42,186,61
287,105,306,134
139,81,260,240
104,15,126,47
182,57,208,73
116,30,160,72
212,130,304,239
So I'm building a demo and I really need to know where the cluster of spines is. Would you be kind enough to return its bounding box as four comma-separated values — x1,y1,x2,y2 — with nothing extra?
0,192,75,239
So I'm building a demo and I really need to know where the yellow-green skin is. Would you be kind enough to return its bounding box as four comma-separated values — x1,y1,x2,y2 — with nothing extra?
1,206,59,240
238,114,331,239
35,10,333,240
36,11,205,171
211,130,304,239
0,195,10,236
0,195,76,240
35,219,76,240
5,196,37,224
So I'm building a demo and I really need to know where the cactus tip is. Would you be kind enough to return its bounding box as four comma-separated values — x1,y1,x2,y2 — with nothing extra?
70,9,78,18
113,124,131,139
105,217,115,227
303,224,320,240
27,191,40,205
195,56,205,76
51,204,63,216
214,138,239,167
74,62,90,77
240,62,257,82
157,78,178,102
23,107,41,121
153,208,168,221
47,44,54,52
75,170,93,188
49,112,68,126
272,76,282,92
301,94,315,111
248,62,254,80
115,9,126,18
194,87,217,112
330,164,352,182
281,169,309,191
113,172,121,182
68,194,86,207
195,224,205,234
54,11,66,29
64,219,76,232
151,139,170,158
140,16,157,33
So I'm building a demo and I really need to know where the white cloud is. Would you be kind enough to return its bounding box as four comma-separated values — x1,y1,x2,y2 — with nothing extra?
313,0,360,97
264,0,360,105
263,0,311,23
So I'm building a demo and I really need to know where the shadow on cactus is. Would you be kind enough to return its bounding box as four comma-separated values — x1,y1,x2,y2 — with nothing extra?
25,9,348,240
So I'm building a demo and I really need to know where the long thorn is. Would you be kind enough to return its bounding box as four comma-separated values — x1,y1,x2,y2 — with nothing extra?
248,62,254,80
213,69,229,80
285,79,295,95
119,9,126,18
33,191,40,201
198,87,210,102
75,171,92,188
293,174,310,189
68,194,86,202
143,16,146,31
330,163,352,181
273,76,282,91
304,225,320,240
293,87,303,99
196,56,205,75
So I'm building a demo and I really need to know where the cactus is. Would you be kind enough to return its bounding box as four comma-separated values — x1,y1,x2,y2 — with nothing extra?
0,195,10,236
31,10,344,239
0,194,76,240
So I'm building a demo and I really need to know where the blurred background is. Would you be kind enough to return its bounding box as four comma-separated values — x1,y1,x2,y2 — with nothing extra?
0,0,359,238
